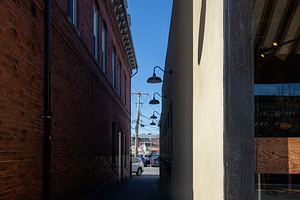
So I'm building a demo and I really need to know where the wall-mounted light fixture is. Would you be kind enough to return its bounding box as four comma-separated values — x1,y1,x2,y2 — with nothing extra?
149,92,166,105
150,111,161,119
147,66,172,83
150,121,156,125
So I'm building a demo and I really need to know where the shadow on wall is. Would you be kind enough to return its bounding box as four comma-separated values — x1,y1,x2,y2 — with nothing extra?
198,0,206,65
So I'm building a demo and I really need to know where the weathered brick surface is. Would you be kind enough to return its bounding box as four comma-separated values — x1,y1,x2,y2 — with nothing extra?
0,0,131,199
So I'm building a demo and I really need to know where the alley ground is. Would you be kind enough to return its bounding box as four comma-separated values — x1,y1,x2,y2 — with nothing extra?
88,167,169,200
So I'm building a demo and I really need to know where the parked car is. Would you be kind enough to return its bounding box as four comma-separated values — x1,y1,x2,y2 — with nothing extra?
151,158,160,167
132,157,144,176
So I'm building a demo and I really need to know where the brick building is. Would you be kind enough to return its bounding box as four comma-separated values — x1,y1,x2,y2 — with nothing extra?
0,0,137,199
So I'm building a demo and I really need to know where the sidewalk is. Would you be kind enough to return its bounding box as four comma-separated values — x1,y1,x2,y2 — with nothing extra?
88,167,169,200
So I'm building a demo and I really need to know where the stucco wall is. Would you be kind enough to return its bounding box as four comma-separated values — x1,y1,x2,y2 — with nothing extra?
193,0,224,199
161,0,253,199
161,0,193,199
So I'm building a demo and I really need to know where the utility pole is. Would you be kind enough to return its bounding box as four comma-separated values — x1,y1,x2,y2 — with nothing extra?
132,92,148,157
150,133,152,154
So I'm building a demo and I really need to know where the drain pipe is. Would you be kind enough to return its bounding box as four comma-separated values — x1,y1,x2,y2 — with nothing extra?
43,0,52,199
130,68,138,78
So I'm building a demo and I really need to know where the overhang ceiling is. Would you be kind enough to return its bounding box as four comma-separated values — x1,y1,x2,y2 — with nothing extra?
254,0,300,84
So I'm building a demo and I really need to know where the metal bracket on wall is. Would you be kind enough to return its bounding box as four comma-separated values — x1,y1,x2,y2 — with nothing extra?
42,111,53,119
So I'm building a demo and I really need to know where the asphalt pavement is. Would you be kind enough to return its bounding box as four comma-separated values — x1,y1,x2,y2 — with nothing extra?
88,166,169,200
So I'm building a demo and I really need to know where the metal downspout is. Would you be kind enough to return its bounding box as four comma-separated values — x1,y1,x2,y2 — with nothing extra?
43,0,52,199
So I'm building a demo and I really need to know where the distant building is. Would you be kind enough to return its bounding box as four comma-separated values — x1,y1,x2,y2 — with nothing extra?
0,0,137,199
131,134,159,155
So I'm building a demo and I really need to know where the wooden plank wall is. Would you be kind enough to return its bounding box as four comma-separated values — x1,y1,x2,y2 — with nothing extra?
255,138,300,174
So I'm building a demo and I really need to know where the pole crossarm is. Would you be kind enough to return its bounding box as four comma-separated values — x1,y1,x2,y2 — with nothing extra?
131,92,149,94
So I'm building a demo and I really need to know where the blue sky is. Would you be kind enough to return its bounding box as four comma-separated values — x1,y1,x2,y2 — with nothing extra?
127,0,173,136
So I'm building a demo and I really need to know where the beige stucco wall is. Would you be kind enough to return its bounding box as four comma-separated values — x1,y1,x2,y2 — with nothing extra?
161,0,225,199
193,0,224,199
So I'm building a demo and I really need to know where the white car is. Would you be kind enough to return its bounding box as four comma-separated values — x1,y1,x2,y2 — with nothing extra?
132,157,144,176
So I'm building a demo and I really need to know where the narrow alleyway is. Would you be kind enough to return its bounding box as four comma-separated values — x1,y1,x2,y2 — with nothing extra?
88,167,169,200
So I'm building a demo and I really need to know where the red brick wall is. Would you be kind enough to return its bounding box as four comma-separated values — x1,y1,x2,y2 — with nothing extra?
0,0,132,199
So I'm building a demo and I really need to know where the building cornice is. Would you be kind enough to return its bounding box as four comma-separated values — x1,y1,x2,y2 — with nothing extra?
111,0,138,70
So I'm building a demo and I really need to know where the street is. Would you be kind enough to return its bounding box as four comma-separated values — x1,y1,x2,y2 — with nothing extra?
88,166,168,200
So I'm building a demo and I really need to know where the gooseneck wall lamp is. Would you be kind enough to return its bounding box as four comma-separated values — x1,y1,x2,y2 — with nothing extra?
149,92,166,105
147,66,172,83
150,111,161,119
150,121,156,125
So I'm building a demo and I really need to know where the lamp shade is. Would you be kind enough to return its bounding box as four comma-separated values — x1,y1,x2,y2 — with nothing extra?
150,114,157,119
280,123,292,130
147,73,162,83
149,98,160,105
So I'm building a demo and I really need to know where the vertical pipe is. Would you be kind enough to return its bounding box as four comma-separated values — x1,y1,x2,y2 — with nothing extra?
119,132,122,182
43,0,52,199
258,174,261,200
129,79,132,178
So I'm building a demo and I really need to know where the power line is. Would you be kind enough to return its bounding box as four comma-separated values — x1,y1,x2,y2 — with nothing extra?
140,127,159,133
131,83,139,92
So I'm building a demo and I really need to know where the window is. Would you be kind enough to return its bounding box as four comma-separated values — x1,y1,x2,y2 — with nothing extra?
102,24,106,73
118,63,121,97
132,158,138,163
254,1,300,198
124,75,126,105
67,0,76,26
112,48,116,88
93,4,98,61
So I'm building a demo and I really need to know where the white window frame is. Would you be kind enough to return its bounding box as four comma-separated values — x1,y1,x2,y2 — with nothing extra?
93,4,98,61
68,0,77,27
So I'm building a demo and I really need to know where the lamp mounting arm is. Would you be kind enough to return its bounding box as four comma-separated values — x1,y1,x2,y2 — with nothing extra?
153,66,172,74
153,111,161,115
153,92,167,98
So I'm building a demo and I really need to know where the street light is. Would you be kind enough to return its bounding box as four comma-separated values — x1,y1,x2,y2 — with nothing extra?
147,66,172,83
150,111,160,119
149,92,166,105
150,121,156,125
